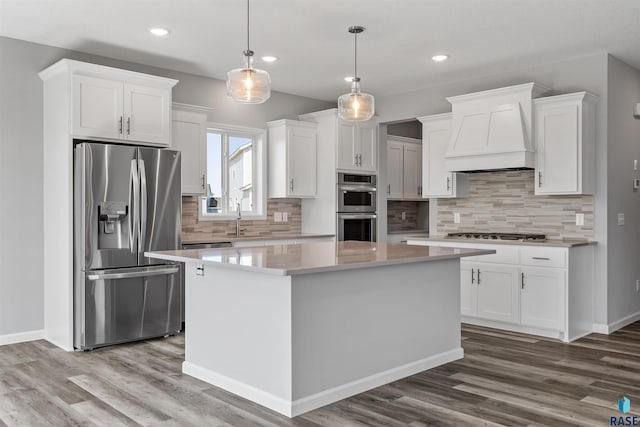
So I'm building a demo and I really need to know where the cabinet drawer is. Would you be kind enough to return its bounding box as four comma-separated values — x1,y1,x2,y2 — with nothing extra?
472,245,519,264
520,247,566,268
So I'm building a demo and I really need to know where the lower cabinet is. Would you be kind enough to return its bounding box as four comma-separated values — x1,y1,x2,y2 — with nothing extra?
406,239,594,342
461,262,520,323
520,266,565,330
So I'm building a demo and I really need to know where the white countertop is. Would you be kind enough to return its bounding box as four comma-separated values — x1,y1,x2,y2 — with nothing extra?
146,241,494,276
406,235,596,248
181,233,334,245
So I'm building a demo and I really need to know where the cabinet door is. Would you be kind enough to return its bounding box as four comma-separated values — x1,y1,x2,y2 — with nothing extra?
521,267,565,330
535,103,579,194
386,141,403,199
403,143,421,199
460,261,477,317
337,122,358,170
287,126,317,197
357,122,378,172
124,83,171,145
475,264,520,323
73,75,124,140
172,110,206,194
423,123,454,197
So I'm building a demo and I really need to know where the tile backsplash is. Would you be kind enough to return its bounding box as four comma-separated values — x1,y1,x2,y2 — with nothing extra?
387,201,428,232
436,170,594,240
182,196,302,241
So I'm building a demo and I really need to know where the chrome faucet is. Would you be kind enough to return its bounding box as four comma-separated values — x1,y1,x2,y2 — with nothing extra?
235,202,244,237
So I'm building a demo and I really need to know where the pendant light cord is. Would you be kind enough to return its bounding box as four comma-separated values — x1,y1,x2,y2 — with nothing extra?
354,31,358,79
246,0,250,53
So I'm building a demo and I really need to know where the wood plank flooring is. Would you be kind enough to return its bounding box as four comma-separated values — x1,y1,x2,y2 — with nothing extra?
1,322,639,426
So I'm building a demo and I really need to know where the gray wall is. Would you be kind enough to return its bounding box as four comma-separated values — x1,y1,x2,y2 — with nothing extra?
376,53,610,325
0,36,333,337
606,56,640,324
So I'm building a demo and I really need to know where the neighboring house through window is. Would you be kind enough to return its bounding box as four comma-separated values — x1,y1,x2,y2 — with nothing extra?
200,124,266,220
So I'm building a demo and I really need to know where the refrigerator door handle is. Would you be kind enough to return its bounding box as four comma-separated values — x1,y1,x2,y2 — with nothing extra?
139,158,148,254
87,266,180,281
129,159,139,253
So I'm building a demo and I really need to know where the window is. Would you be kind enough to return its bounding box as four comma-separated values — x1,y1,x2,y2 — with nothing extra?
199,124,266,220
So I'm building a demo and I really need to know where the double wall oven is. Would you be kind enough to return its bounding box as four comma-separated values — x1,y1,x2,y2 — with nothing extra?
337,173,377,242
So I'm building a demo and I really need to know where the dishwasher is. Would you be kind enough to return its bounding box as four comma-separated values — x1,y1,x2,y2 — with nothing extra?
180,241,233,325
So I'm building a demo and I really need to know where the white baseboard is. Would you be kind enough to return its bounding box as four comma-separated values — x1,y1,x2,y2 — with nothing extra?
0,329,44,346
183,347,464,418
605,311,640,334
591,323,609,334
291,348,463,417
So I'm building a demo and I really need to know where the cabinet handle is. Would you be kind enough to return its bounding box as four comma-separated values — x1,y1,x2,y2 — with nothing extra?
446,177,451,191
358,154,362,166
290,178,294,192
387,184,391,194
477,268,481,284
119,116,123,134
354,154,359,166
532,257,550,260
471,269,475,284
521,272,525,289
126,117,131,135
201,174,205,190
538,171,542,187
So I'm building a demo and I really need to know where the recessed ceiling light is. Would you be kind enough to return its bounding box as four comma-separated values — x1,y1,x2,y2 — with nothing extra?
344,76,354,82
432,54,449,62
149,28,170,37
262,56,278,63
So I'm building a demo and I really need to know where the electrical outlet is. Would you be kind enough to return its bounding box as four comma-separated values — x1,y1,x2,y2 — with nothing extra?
454,213,461,224
576,213,584,226
618,213,625,226
274,212,282,222
401,212,406,221
282,212,288,222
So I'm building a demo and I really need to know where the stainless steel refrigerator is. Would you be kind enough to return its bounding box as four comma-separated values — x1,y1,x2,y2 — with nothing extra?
73,141,182,350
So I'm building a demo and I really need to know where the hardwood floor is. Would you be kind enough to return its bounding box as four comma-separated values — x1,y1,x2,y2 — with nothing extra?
1,323,639,426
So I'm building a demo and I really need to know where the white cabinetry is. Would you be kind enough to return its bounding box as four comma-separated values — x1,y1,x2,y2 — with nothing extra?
534,92,598,195
417,113,469,198
386,136,422,200
405,239,594,342
71,68,175,146
267,120,317,198
337,120,378,173
172,109,207,194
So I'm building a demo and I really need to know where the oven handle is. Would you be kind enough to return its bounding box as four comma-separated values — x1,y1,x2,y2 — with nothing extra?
337,213,377,220
338,185,376,192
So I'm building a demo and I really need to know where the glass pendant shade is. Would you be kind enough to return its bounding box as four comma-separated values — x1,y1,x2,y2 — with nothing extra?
226,0,271,104
338,26,374,121
338,80,375,121
226,56,271,104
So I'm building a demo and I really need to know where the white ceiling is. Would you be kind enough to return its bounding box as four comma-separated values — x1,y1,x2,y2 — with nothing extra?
1,0,639,101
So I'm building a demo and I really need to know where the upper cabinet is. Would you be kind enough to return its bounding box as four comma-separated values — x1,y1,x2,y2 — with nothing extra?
42,59,177,146
337,120,378,173
418,113,469,198
267,119,318,198
172,108,207,195
534,92,598,195
386,136,422,200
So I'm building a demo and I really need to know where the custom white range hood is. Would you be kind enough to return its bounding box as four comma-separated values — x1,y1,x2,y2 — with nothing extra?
445,82,550,172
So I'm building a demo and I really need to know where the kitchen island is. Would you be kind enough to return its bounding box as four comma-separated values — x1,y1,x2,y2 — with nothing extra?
146,241,493,417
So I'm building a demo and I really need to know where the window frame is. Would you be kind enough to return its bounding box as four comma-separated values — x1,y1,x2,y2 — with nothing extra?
197,122,267,221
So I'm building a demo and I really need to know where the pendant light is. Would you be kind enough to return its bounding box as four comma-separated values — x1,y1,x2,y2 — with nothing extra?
338,26,374,121
226,0,271,104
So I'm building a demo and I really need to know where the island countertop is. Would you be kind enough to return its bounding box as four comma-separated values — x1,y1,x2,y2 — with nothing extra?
146,241,494,276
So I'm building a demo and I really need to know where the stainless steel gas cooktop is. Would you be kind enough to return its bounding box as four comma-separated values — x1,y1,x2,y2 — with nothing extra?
446,232,547,242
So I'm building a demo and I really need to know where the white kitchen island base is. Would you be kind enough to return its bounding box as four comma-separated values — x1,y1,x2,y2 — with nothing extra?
183,259,461,417
147,241,493,417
